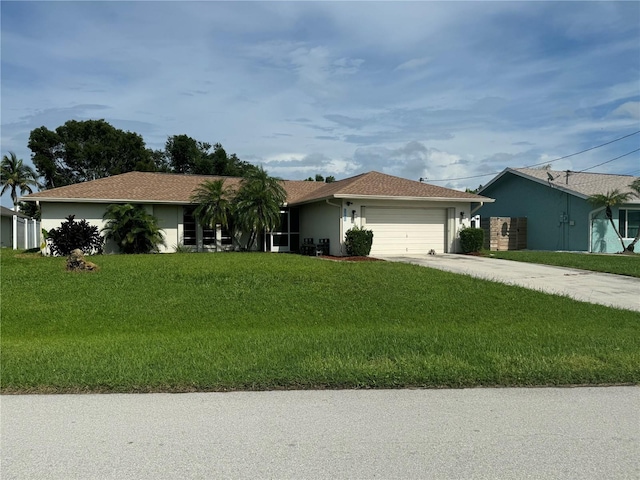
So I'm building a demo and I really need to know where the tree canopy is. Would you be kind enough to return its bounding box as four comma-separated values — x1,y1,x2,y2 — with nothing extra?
1,151,40,208
28,119,155,188
27,120,259,190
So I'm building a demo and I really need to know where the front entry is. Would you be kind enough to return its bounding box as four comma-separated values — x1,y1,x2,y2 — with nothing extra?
269,208,300,253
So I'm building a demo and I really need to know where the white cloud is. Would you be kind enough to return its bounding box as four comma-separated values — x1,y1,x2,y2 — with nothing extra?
611,101,640,120
2,1,639,207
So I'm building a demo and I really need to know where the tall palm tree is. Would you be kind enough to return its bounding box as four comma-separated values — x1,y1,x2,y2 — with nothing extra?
1,152,40,209
624,179,640,252
588,189,632,253
102,204,165,254
190,179,234,234
233,166,287,251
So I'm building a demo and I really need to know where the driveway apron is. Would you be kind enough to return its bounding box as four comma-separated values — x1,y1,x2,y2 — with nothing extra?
376,254,640,312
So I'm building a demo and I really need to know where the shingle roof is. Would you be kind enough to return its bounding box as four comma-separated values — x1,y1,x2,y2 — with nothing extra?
483,168,640,202
23,170,492,204
289,171,491,204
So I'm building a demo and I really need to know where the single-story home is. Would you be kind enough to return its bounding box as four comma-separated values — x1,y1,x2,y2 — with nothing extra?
1,205,40,250
477,168,640,253
23,170,493,256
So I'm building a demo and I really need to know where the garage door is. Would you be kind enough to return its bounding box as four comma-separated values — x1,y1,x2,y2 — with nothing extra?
365,207,446,255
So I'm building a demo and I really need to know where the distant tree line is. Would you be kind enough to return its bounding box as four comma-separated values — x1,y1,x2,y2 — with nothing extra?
27,119,259,189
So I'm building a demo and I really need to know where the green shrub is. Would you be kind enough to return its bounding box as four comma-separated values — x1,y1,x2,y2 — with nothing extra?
344,226,374,256
48,215,104,256
102,204,165,254
459,227,484,253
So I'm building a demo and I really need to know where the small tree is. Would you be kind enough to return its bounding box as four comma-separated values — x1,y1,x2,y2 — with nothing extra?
624,179,640,252
344,226,374,256
102,204,165,254
588,190,632,253
233,167,287,250
190,179,234,232
1,152,40,209
48,215,104,256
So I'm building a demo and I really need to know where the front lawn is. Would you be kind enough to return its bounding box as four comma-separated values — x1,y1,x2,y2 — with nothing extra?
486,250,640,277
1,249,638,393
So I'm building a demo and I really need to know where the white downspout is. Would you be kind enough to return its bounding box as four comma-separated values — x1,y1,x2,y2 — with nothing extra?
326,199,342,256
471,202,484,215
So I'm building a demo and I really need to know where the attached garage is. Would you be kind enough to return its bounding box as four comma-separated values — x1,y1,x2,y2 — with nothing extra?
364,207,447,255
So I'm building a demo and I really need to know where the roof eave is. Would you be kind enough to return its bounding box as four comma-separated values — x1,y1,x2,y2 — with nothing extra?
478,168,588,199
19,196,194,205
290,193,494,205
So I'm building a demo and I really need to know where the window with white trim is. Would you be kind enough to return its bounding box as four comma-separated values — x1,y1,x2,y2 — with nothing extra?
619,209,640,238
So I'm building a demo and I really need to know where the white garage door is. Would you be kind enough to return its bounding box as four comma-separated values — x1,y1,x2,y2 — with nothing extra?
365,207,446,255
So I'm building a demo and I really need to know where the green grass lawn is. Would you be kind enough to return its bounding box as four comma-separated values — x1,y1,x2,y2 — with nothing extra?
485,250,640,277
1,248,638,393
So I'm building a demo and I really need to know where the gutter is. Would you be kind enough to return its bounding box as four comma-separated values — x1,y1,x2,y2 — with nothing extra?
471,202,485,215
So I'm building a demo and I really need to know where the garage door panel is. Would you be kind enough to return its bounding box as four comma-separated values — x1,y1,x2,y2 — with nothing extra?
366,207,446,255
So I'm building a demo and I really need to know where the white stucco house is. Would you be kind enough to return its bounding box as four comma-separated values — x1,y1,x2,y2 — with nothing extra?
23,171,493,256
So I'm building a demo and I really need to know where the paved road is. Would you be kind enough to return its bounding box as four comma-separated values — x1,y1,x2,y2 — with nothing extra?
1,387,638,479
377,254,640,312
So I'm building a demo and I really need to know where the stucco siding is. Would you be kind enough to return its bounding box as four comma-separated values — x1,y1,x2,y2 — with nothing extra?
299,201,342,255
479,174,591,251
299,198,471,255
153,205,180,253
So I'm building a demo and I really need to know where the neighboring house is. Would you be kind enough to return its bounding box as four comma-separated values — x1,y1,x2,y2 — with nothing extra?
23,171,493,256
0,205,40,249
477,168,640,253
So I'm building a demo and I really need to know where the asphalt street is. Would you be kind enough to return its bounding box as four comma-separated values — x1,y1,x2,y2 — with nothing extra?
376,254,640,312
1,387,638,479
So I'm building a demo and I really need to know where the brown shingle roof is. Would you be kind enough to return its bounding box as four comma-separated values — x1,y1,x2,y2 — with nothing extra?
289,171,492,204
505,168,640,202
23,170,492,204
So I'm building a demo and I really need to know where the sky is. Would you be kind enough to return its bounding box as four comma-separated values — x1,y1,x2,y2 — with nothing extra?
2,1,639,207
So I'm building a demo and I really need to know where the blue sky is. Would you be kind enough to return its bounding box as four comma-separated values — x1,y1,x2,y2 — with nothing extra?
2,1,639,207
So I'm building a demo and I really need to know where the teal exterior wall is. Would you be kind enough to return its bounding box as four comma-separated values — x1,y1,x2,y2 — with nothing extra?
478,172,593,251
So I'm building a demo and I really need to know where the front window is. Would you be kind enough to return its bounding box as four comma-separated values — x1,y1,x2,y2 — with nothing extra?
619,209,640,238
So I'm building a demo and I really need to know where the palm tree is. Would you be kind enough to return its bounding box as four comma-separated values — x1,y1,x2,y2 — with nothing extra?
233,166,287,251
190,179,235,242
624,179,640,252
588,189,632,253
1,152,40,210
102,204,165,254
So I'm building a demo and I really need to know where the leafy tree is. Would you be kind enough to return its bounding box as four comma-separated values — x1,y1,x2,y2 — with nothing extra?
624,179,640,252
1,152,40,209
588,189,632,253
48,215,104,256
165,134,209,174
233,166,287,250
315,174,324,182
28,119,155,188
102,204,165,254
190,179,234,233
325,176,336,183
17,201,41,220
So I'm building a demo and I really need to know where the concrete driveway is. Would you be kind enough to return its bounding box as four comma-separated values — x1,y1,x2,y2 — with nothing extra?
376,254,640,312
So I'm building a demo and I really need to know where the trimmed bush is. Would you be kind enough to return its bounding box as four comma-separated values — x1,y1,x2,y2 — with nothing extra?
344,226,374,256
459,227,484,253
48,215,104,256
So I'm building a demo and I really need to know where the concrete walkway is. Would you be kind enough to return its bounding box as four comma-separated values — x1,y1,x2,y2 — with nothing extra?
376,254,640,312
2,387,638,479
